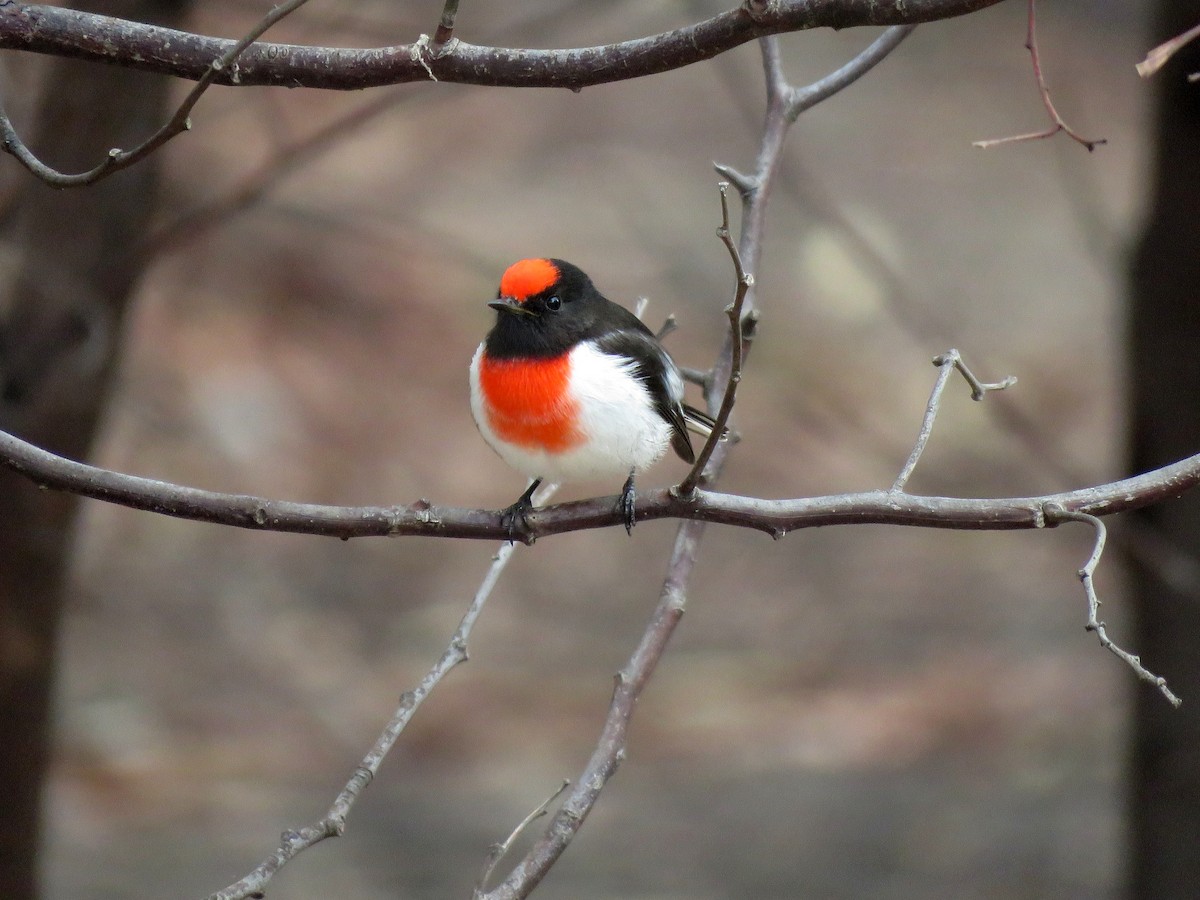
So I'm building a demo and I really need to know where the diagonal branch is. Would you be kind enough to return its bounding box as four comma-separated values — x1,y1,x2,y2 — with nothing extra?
785,24,917,119
207,480,558,900
478,519,702,899
0,0,1007,92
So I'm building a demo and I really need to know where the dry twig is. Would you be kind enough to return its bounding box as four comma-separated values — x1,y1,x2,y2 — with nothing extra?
892,350,1017,493
1043,504,1181,707
0,0,314,187
973,0,1105,152
675,182,753,498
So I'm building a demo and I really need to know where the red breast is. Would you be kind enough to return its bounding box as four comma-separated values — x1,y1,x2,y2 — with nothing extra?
475,350,584,453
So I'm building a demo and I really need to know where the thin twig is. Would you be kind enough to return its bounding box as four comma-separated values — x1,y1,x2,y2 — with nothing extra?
0,0,314,187
676,183,753,498
892,349,1017,493
431,0,461,52
1043,504,1181,707
207,481,557,900
474,781,570,897
1136,20,1200,78
973,0,1105,151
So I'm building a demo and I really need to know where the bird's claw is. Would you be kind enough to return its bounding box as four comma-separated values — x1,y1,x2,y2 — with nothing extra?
618,473,636,535
500,479,541,545
499,500,535,545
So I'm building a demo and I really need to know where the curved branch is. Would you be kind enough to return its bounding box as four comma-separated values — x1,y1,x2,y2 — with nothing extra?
0,0,313,187
3,427,1199,541
0,0,1005,91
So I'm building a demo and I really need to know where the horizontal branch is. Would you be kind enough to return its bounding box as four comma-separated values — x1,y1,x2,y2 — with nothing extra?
3,427,1199,542
0,0,1004,91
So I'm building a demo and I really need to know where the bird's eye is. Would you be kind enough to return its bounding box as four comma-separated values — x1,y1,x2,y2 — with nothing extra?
545,295,562,311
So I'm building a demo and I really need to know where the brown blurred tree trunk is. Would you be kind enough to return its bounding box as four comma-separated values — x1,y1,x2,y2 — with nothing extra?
0,1,190,895
1128,2,1200,897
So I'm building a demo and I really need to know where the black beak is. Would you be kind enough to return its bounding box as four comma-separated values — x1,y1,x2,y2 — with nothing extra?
488,296,534,316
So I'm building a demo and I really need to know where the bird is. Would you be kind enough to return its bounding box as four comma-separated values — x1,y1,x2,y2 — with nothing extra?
469,257,717,539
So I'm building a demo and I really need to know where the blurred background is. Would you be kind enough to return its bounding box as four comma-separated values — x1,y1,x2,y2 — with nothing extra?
0,0,1189,897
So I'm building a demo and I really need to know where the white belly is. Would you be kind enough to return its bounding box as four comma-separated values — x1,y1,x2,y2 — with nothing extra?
469,342,673,484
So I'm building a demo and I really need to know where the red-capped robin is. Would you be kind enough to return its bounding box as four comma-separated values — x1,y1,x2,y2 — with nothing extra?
470,258,716,538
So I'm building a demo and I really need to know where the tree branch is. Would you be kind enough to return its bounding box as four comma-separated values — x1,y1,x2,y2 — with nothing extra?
0,0,1005,91
3,425,1199,540
785,23,917,119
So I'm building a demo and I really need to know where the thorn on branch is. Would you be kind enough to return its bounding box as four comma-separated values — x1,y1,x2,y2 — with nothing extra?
713,164,758,198
1044,503,1182,707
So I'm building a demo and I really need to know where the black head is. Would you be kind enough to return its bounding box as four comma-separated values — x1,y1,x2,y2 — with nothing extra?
485,258,642,359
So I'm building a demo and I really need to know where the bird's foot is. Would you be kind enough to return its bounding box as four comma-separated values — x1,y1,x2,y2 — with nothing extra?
618,472,636,535
500,478,541,544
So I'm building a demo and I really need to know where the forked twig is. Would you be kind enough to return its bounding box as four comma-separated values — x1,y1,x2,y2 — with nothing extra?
0,0,314,187
973,0,1105,151
1043,504,1181,707
784,25,916,120
892,349,1017,493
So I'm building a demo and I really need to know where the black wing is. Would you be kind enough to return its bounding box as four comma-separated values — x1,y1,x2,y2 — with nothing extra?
592,328,695,464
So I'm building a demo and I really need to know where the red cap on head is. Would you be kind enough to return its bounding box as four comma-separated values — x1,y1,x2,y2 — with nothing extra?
499,258,559,301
